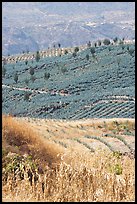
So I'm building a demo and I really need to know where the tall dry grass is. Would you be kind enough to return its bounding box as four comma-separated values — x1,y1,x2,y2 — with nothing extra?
2,114,63,167
2,115,135,202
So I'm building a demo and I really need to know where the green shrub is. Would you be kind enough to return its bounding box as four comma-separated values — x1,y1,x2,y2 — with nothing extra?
103,39,110,45
44,72,50,80
24,92,30,101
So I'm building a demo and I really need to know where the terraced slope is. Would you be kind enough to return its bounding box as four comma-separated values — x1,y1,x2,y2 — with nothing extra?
2,43,135,119
16,117,135,156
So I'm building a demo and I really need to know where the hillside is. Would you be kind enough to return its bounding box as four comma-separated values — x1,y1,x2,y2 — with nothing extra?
2,115,135,202
2,2,135,55
2,42,135,119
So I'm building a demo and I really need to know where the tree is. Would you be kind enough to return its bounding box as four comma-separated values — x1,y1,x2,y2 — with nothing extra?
94,42,97,47
72,52,77,58
113,37,118,43
90,47,95,56
24,92,30,101
25,60,28,65
87,41,91,47
64,49,68,55
86,54,89,61
129,48,134,56
119,39,124,45
2,66,6,78
58,43,61,48
14,73,18,83
108,47,111,51
121,45,125,50
35,51,40,62
74,47,79,53
44,72,50,80
29,67,34,76
98,40,101,46
117,58,121,67
3,58,7,65
103,39,110,46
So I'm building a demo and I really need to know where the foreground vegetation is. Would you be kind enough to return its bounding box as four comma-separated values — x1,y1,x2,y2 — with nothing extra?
2,115,135,202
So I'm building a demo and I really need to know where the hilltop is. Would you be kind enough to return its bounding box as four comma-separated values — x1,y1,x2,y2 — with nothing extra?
2,2,135,55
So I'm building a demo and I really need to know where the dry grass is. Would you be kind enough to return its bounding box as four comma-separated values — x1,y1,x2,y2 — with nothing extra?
2,115,135,202
2,114,63,168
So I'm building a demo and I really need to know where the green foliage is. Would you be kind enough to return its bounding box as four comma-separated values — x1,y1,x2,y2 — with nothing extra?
35,51,40,62
3,58,7,65
98,40,101,46
86,54,89,61
121,45,125,50
103,38,110,45
108,47,111,51
113,37,118,43
24,92,30,101
25,60,28,65
114,163,123,175
2,66,6,78
72,52,77,58
87,41,91,47
44,72,50,80
64,49,68,55
128,48,134,56
90,47,95,55
113,151,122,159
3,153,37,179
29,67,35,76
74,47,79,53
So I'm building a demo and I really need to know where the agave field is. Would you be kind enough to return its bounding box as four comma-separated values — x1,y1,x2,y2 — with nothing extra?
2,41,135,201
2,42,135,119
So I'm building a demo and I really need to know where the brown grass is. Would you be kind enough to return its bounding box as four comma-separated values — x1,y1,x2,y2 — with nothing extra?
2,115,135,202
2,114,63,168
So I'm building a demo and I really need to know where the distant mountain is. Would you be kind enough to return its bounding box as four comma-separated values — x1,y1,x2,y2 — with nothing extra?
2,2,135,56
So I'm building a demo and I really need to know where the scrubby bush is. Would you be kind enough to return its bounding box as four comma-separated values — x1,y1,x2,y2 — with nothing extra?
35,51,40,62
74,47,79,53
90,47,95,55
44,72,50,80
24,92,30,101
2,66,6,78
86,54,89,61
98,40,101,46
29,67,34,76
103,38,110,46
